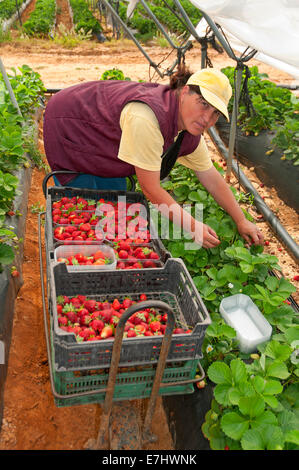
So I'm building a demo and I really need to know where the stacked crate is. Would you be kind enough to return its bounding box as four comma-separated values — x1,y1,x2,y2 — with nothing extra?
44,186,211,407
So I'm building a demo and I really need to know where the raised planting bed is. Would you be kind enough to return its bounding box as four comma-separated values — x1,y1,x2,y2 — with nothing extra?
216,65,299,212
216,116,299,212
0,64,45,428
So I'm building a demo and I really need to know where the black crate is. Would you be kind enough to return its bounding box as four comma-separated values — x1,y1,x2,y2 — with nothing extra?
49,259,211,371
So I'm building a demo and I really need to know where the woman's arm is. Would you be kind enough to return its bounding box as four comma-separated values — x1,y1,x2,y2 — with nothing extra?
195,166,264,245
135,166,221,248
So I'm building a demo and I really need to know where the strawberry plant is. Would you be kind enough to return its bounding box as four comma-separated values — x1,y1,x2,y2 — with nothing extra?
0,0,27,21
148,161,299,450
0,64,45,271
69,0,103,36
22,0,56,37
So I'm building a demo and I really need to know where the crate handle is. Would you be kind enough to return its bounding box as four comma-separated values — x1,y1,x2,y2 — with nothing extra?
93,299,176,449
42,171,136,197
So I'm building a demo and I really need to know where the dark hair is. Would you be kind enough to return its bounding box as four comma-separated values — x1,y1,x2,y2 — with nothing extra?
169,64,202,97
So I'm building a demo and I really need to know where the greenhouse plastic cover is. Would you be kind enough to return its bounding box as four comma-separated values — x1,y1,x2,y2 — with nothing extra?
189,0,299,79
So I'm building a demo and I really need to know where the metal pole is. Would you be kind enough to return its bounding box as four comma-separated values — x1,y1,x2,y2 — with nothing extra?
100,0,164,78
226,65,243,183
0,57,22,116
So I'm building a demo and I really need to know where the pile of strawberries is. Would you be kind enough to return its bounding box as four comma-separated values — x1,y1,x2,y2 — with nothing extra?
52,195,162,269
56,249,114,267
56,294,191,342
52,196,150,240
115,240,161,269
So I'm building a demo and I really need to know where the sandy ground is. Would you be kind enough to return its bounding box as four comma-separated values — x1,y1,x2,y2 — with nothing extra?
0,0,298,451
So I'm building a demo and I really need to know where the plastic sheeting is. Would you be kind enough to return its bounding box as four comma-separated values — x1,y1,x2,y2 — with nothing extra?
189,0,299,79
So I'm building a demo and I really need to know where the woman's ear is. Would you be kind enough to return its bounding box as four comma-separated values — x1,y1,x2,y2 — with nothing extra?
179,85,189,104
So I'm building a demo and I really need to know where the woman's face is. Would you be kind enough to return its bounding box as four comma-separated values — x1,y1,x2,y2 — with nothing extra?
178,86,221,135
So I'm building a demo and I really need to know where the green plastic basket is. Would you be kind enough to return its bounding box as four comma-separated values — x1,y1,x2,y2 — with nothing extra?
49,322,198,407
52,360,197,407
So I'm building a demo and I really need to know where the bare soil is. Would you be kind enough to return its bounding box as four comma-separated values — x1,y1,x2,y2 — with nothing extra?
0,0,298,451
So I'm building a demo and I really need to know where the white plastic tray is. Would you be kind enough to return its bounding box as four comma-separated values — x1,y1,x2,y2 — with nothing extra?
220,294,272,353
54,244,117,271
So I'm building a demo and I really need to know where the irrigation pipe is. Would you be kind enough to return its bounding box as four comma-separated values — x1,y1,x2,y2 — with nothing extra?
208,126,299,264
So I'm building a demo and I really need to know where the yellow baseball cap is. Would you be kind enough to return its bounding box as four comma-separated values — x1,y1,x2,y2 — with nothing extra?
186,68,232,121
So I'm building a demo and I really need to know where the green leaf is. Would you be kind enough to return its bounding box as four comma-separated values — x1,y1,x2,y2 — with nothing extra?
214,383,233,406
208,362,232,385
284,326,299,345
241,427,265,449
265,340,292,361
239,261,254,273
241,424,284,450
266,360,290,379
221,412,249,440
263,379,283,396
230,359,247,385
238,395,265,418
285,430,299,445
265,276,279,291
0,243,15,265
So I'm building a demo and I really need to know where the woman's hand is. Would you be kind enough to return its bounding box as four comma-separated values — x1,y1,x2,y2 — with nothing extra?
236,218,264,246
193,220,221,249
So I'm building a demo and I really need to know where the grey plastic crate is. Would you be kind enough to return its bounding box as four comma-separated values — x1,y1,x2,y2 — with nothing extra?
45,186,171,265
49,258,211,371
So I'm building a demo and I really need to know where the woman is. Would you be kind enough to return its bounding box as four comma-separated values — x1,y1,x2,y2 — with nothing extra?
43,65,264,248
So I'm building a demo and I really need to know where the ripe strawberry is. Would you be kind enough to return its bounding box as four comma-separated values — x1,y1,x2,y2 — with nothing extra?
143,260,156,268
90,319,104,332
101,325,114,339
173,328,185,334
124,321,135,332
122,298,132,309
144,330,154,336
118,240,131,252
196,380,206,389
118,250,129,259
58,316,68,326
77,307,89,318
94,250,105,260
135,324,147,335
78,328,94,340
112,299,121,311
65,311,78,324
80,223,91,232
102,301,111,310
117,262,126,269
80,314,91,327
127,329,137,338
68,325,82,335
83,299,97,312
293,275,299,281
70,297,82,308
149,321,161,332
100,309,113,323
139,294,147,302
11,269,20,278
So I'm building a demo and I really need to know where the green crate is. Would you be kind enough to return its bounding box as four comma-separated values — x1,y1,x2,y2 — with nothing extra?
52,358,197,408
49,323,197,407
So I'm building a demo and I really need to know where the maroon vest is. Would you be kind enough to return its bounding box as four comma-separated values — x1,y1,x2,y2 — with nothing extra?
43,80,201,185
